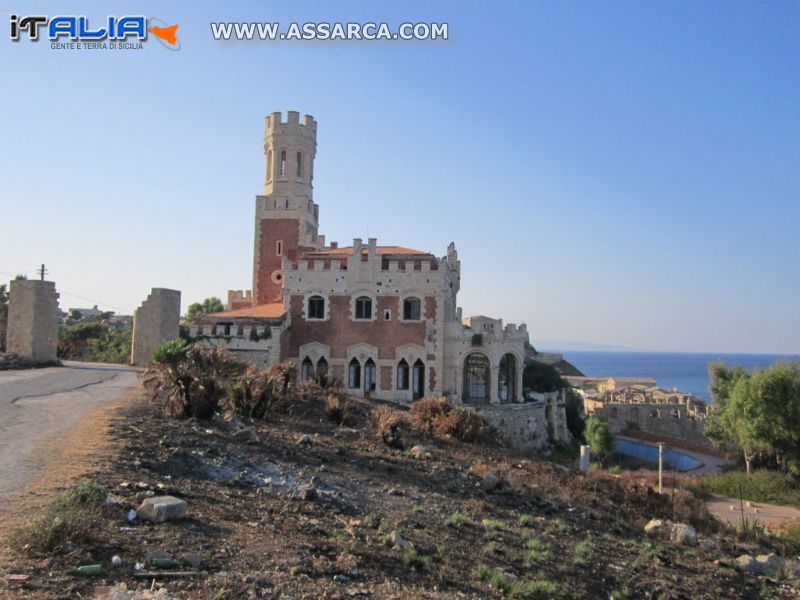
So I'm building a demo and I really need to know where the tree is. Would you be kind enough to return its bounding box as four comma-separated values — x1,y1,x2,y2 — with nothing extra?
522,360,564,393
706,362,800,475
185,297,225,322
585,417,614,464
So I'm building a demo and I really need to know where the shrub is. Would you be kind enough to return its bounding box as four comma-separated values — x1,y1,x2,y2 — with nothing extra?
774,519,800,556
525,538,550,562
151,338,191,368
445,512,469,526
265,360,296,396
703,470,800,509
482,518,505,530
573,540,591,564
585,417,614,464
297,379,325,402
148,342,244,419
401,547,427,571
410,397,497,444
448,408,496,444
324,391,361,426
11,482,107,554
370,405,409,449
509,579,559,599
518,514,535,527
87,330,131,363
410,396,451,432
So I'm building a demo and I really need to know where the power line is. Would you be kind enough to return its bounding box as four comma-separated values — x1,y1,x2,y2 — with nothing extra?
0,270,133,313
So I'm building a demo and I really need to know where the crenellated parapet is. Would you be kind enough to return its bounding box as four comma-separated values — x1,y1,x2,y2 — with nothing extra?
265,111,317,145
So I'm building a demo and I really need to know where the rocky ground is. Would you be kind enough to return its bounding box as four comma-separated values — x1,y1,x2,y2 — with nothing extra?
1,390,798,599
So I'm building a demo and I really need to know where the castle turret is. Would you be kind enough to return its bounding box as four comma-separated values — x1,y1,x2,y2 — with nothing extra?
252,111,320,305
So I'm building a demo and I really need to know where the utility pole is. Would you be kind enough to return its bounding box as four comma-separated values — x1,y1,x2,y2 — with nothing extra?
37,263,48,281
658,443,664,494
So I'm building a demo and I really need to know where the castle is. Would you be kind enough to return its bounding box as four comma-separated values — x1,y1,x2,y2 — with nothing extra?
189,111,566,439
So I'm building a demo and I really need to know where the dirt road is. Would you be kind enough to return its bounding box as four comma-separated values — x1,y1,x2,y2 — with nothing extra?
707,494,800,528
0,361,138,512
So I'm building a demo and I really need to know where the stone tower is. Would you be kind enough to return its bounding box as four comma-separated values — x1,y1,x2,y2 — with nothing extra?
252,111,320,305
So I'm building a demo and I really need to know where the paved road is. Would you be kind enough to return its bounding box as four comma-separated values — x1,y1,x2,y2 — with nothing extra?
0,361,139,508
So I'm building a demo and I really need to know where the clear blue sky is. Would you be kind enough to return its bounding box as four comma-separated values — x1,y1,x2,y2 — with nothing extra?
2,1,798,353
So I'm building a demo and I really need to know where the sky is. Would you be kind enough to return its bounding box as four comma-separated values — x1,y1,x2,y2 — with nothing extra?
1,1,798,354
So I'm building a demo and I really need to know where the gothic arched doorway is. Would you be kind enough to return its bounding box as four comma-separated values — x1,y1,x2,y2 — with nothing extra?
463,353,490,403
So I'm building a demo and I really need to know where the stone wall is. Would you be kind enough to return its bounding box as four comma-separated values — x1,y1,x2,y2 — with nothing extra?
131,288,181,366
474,402,549,450
6,279,60,362
594,402,710,447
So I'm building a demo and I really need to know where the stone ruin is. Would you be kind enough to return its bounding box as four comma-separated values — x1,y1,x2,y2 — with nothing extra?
131,288,181,366
5,279,60,362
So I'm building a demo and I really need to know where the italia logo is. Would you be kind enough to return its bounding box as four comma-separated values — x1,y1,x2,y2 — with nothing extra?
10,15,181,50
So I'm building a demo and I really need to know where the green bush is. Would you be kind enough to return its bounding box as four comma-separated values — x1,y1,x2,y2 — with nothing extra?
585,417,614,464
510,579,560,599
11,482,107,554
60,322,106,342
148,342,244,419
703,470,800,508
445,512,469,526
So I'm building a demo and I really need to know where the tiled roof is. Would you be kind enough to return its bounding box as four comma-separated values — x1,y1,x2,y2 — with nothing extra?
205,303,286,319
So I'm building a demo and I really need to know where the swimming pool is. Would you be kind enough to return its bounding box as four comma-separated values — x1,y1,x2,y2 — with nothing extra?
614,438,701,472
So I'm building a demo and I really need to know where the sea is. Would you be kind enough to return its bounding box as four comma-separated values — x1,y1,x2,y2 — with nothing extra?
555,351,800,403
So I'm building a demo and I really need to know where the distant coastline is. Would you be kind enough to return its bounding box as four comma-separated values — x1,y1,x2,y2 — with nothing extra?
549,350,800,402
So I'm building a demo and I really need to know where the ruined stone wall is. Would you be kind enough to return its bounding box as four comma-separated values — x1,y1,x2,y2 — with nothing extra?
6,279,59,361
547,389,571,445
595,402,710,447
131,288,181,366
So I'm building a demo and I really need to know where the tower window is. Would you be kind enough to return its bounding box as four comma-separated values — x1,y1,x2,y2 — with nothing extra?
280,150,286,176
403,297,421,320
308,295,324,319
355,296,372,320
296,152,303,177
276,241,283,256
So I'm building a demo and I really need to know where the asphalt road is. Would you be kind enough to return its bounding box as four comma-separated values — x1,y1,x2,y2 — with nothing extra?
0,361,139,508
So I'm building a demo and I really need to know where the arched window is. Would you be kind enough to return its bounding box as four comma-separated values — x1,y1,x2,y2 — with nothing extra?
412,359,425,400
296,151,303,177
301,357,314,381
397,359,409,390
355,296,372,320
364,358,376,392
308,295,324,319
498,353,517,402
463,353,490,403
316,357,328,383
403,297,421,320
348,358,361,389
280,150,286,176
267,149,273,180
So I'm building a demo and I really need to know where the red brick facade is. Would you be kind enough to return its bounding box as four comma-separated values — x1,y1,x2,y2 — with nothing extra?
284,295,435,359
